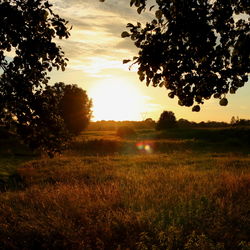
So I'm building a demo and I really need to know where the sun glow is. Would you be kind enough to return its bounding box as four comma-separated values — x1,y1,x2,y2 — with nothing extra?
89,78,145,121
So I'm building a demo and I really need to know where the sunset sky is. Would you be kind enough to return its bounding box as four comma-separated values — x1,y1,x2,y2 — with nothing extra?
49,0,250,122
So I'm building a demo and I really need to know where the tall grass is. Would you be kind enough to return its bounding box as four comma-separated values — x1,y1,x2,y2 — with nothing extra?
0,153,249,249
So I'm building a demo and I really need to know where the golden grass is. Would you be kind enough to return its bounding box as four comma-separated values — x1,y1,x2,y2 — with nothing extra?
0,152,249,249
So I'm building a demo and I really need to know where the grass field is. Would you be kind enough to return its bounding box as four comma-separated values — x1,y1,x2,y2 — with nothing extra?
0,127,250,249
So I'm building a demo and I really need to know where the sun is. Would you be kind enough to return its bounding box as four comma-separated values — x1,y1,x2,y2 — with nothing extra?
88,78,145,121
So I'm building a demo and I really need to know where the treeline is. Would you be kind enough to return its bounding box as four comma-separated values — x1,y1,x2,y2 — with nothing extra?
176,118,250,128
87,119,156,131
87,117,250,131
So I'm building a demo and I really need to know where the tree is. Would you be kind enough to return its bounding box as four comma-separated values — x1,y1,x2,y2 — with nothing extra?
144,118,154,123
15,83,92,157
230,116,236,125
0,0,71,155
53,83,92,135
177,118,192,128
17,87,70,157
122,0,249,111
156,111,177,130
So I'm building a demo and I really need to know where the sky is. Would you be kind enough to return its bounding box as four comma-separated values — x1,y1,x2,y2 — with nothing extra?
49,0,250,122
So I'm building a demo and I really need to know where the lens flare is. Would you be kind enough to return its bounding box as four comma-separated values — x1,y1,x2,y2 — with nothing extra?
136,141,154,154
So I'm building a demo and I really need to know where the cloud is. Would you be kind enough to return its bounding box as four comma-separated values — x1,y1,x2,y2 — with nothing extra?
49,0,153,78
141,96,163,112
69,56,129,74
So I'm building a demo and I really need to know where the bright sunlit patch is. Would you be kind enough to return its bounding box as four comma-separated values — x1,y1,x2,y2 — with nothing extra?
89,77,146,121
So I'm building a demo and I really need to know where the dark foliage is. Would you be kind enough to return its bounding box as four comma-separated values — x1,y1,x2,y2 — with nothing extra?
0,0,71,155
177,119,229,128
123,0,250,111
231,116,250,126
51,82,92,136
17,82,92,156
16,89,70,157
156,110,177,130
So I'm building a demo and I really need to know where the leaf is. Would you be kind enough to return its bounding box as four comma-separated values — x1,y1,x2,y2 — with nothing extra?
168,92,175,99
126,23,134,28
130,0,136,7
123,59,131,64
131,33,137,41
230,87,236,94
121,31,130,38
159,81,165,87
178,100,184,106
155,10,162,19
152,19,158,25
192,105,200,112
219,98,228,106
137,6,144,14
135,0,140,7
213,93,220,99
43,10,49,19
139,74,145,81
149,5,155,11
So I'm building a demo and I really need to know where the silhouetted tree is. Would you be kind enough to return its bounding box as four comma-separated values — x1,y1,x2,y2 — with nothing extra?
156,111,177,130
234,118,250,126
57,83,92,135
144,118,154,123
17,88,70,157
15,83,92,156
178,118,192,128
121,0,249,111
0,0,70,155
143,118,156,128
231,116,236,125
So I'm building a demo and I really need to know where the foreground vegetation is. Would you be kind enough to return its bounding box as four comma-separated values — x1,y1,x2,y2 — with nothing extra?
0,127,250,249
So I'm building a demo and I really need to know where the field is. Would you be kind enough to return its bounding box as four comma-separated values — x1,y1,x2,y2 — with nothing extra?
0,127,250,249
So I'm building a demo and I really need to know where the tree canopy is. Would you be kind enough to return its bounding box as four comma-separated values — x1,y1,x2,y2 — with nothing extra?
0,0,84,156
32,83,92,156
2,81,92,157
0,0,70,116
122,0,250,111
52,83,92,136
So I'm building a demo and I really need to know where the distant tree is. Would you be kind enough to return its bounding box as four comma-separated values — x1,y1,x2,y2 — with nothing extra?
0,0,71,155
144,118,156,128
230,116,236,125
198,120,228,128
178,118,192,128
145,118,154,123
121,0,249,111
156,111,177,130
235,118,250,126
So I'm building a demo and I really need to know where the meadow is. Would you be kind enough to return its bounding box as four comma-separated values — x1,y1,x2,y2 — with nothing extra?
0,127,250,249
